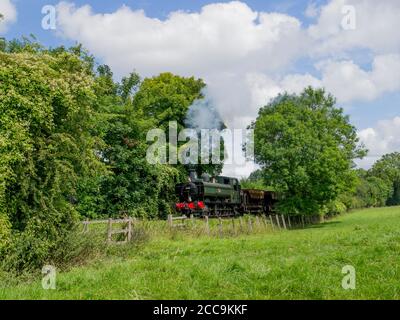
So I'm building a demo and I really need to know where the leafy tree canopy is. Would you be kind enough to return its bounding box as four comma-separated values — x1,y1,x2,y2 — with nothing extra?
251,87,367,214
370,152,400,205
134,72,205,130
0,45,104,265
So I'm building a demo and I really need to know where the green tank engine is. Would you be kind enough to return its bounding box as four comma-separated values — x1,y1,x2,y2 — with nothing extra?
175,170,278,217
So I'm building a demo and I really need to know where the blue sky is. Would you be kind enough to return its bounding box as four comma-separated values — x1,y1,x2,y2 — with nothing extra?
1,0,400,176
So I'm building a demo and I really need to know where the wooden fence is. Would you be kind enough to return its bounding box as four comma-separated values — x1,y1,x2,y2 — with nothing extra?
82,214,323,244
167,213,322,235
82,217,136,244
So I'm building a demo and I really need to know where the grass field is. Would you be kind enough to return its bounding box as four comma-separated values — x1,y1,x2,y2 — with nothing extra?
1,207,400,300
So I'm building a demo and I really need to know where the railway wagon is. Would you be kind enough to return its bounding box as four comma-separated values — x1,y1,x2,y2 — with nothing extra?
241,189,265,214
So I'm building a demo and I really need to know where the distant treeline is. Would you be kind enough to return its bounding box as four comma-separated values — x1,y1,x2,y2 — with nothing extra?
242,155,400,216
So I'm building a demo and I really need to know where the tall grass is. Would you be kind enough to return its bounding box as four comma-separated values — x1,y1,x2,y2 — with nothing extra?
1,207,400,299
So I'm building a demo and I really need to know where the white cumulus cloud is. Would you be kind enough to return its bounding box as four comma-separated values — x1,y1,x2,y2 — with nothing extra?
0,0,17,34
316,54,400,103
55,1,307,77
357,117,400,168
308,0,400,56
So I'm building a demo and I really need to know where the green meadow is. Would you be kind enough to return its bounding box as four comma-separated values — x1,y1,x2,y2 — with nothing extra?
1,206,400,300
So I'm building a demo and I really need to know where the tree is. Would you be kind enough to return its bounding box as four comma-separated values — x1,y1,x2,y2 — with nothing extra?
75,67,186,219
134,72,205,129
119,72,141,102
251,87,367,214
240,169,270,190
370,152,400,206
133,72,224,176
353,172,391,208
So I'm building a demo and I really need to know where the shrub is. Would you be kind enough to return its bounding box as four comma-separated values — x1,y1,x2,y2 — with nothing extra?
0,46,104,271
325,200,347,216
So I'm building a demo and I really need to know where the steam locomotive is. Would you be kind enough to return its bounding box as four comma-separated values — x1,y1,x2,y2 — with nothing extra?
175,170,279,217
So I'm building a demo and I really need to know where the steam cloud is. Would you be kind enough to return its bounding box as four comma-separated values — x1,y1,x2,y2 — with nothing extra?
184,91,225,131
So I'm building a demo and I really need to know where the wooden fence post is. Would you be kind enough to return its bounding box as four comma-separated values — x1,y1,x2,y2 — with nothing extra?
255,216,261,229
218,217,223,237
168,214,173,228
281,215,287,230
127,218,132,242
107,218,113,243
262,215,267,229
275,215,281,229
83,219,89,233
248,216,253,233
287,215,291,229
190,214,194,228
205,216,210,235
231,218,236,235
269,215,275,230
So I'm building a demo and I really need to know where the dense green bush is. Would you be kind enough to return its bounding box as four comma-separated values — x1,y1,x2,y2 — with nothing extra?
1,224,109,272
324,200,347,216
0,47,104,266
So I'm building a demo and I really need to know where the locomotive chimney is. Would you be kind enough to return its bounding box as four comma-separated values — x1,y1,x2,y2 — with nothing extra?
188,168,197,181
